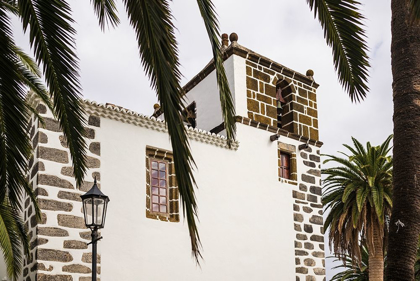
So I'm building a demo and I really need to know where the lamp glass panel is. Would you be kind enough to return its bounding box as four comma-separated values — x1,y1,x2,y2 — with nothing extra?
102,201,108,228
83,198,93,226
93,198,105,226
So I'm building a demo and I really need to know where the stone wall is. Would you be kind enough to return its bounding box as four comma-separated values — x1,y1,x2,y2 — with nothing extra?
292,146,325,281
245,59,319,141
22,101,102,281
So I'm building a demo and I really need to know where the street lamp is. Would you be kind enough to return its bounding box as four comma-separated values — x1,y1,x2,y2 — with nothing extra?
81,178,109,281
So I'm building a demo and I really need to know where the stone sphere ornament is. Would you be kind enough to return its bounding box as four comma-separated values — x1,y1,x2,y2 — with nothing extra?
229,32,238,42
306,69,314,77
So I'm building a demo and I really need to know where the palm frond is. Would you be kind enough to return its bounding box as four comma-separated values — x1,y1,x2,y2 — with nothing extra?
13,46,53,113
0,4,31,212
329,246,369,281
196,0,236,144
18,0,88,187
90,0,120,30
0,199,28,281
0,0,19,15
13,45,40,76
122,0,201,262
307,0,369,102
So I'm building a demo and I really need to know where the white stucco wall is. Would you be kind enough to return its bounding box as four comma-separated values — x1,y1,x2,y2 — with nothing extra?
232,55,248,118
0,260,8,280
99,116,303,281
184,56,236,132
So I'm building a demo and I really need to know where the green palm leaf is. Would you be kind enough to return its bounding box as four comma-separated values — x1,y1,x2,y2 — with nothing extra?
90,0,120,30
306,0,370,102
371,185,384,224
18,0,88,187
342,184,356,203
121,0,201,262
0,1,18,15
356,187,367,212
0,199,29,281
13,46,53,114
196,0,236,144
0,8,40,279
0,4,32,212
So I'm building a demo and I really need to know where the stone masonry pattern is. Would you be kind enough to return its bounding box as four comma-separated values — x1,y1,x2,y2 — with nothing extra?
245,59,319,141
22,101,102,281
292,146,325,281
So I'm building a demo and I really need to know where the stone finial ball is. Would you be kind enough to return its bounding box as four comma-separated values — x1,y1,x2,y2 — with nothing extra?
222,33,228,40
153,103,160,109
306,69,314,77
229,32,238,42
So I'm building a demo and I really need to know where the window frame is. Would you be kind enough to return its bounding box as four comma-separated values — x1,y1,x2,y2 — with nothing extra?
145,146,179,222
149,158,169,215
279,152,291,179
278,142,297,182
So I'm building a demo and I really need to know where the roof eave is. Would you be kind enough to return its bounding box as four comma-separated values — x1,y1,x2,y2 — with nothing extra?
182,43,319,95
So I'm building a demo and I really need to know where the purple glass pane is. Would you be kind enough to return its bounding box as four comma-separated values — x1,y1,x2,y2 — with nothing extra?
160,205,167,213
151,170,158,178
151,161,158,169
159,162,166,171
160,188,166,196
152,187,159,195
151,178,158,186
159,171,166,178
159,180,166,187
160,197,167,204
152,196,158,203
152,204,159,212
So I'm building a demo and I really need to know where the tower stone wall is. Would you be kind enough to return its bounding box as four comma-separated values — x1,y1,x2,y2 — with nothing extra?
22,100,101,281
245,57,319,141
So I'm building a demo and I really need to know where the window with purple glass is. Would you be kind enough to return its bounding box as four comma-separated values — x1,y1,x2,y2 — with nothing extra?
150,159,168,214
145,146,179,222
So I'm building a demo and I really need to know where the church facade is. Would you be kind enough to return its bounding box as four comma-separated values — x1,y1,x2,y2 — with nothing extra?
11,33,325,281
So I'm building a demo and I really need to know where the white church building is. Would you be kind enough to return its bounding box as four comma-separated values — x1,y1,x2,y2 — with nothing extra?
3,33,325,281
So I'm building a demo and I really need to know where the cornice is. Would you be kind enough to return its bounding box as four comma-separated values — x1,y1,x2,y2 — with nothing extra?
26,92,239,150
83,99,239,150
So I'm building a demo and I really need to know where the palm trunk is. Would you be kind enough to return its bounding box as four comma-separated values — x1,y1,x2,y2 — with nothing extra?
369,222,384,281
386,0,420,280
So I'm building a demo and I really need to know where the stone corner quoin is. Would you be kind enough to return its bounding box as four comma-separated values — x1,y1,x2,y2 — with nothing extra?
22,101,102,281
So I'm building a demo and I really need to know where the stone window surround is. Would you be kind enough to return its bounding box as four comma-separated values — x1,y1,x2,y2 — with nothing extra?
278,142,297,182
145,146,179,222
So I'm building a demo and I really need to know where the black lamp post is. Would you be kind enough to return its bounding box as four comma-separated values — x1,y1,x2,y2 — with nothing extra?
81,178,109,281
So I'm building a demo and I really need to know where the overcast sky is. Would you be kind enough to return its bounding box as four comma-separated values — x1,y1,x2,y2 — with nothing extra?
11,0,392,279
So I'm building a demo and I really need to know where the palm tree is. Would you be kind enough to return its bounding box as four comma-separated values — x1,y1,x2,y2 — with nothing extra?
330,246,370,281
323,135,393,281
415,238,420,280
385,1,420,279
331,238,420,281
